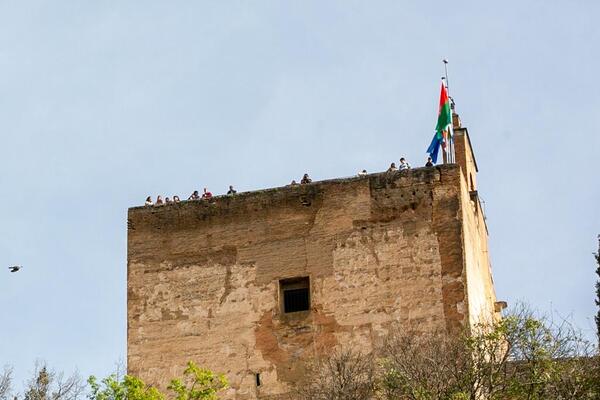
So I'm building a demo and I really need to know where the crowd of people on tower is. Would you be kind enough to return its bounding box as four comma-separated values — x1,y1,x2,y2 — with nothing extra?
143,156,436,207
145,187,220,207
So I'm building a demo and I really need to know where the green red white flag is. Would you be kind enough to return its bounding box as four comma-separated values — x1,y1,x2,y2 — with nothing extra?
426,81,452,163
435,82,452,148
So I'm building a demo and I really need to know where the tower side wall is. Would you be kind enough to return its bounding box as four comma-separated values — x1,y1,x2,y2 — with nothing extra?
127,166,470,399
452,124,497,325
453,127,478,191
459,169,497,325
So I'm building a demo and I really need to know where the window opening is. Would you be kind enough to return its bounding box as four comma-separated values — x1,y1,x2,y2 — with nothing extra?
280,277,310,313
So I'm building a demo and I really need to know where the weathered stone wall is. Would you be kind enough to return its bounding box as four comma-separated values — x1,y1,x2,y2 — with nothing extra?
453,125,498,325
127,164,495,399
459,169,497,326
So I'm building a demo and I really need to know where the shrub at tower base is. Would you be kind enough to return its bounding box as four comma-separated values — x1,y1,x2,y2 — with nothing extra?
293,305,600,400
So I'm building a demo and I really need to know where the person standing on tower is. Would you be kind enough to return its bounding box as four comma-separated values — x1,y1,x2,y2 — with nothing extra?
399,157,411,170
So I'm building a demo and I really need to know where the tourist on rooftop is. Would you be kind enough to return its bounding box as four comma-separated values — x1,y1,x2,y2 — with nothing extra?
173,195,181,203
358,169,367,177
202,188,213,200
290,180,299,186
387,162,397,172
165,197,172,204
188,190,200,200
227,185,237,195
301,174,312,184
425,157,434,167
399,157,411,170
155,195,164,206
144,196,153,206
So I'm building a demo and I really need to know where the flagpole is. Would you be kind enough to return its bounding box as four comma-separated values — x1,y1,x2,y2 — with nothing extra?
440,77,448,165
440,76,452,164
443,59,449,93
442,59,455,164
440,75,449,165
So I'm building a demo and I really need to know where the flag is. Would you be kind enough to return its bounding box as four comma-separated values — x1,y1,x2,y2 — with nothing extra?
427,82,452,163
427,132,442,163
435,81,452,144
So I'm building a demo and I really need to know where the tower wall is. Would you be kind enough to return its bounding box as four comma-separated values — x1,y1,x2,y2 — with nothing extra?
453,113,479,193
458,166,497,325
127,164,496,399
452,115,497,324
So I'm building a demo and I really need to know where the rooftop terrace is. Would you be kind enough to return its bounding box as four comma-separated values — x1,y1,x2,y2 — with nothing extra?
128,164,460,216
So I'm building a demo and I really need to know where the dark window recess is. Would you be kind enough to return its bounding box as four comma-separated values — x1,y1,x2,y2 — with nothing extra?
280,277,310,313
284,288,309,313
255,373,261,387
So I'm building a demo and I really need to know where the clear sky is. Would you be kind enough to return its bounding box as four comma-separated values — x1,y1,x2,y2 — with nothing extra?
1,0,598,389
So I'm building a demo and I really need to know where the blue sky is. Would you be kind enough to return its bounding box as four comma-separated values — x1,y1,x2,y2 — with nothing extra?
1,0,598,389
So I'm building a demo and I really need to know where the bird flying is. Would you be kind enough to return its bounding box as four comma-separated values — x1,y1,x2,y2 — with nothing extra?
8,266,21,272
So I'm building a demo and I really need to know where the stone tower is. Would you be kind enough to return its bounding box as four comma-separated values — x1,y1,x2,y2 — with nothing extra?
127,115,498,399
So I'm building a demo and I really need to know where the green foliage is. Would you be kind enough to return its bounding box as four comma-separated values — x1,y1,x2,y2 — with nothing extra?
167,362,227,400
88,362,226,400
87,375,163,400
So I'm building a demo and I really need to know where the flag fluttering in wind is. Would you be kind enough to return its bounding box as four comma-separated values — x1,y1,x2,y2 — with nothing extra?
427,82,452,163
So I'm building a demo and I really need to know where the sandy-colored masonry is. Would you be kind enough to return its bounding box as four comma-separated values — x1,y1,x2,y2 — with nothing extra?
127,120,497,399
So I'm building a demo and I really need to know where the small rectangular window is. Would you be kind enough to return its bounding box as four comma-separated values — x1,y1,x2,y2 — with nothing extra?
280,277,310,313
